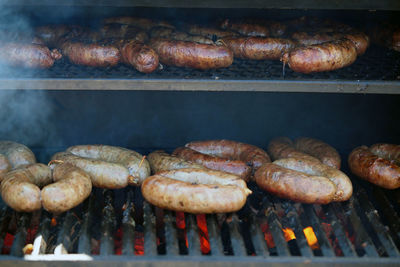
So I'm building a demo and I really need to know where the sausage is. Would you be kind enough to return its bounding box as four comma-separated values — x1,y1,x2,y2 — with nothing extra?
141,168,251,214
281,39,357,73
114,39,159,73
103,17,175,30
0,43,61,69
147,150,205,174
220,19,269,37
185,25,239,39
348,146,400,189
0,155,11,181
172,147,251,181
1,164,52,212
42,163,92,214
185,139,271,172
255,163,336,204
150,27,214,44
273,158,352,201
370,143,400,165
222,37,296,60
0,141,36,169
35,25,83,47
66,145,150,186
268,137,321,162
149,38,233,70
60,40,120,67
99,24,148,42
294,137,341,169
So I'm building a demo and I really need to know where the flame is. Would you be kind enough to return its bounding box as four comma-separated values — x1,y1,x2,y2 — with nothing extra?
51,217,57,227
196,214,210,254
303,226,320,250
282,228,296,241
134,231,144,255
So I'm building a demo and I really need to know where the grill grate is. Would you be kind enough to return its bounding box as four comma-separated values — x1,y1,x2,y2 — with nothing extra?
0,176,399,266
0,46,399,81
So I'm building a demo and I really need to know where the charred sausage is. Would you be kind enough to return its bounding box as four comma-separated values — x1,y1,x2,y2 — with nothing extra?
173,147,251,181
147,150,205,174
281,39,357,73
141,168,251,214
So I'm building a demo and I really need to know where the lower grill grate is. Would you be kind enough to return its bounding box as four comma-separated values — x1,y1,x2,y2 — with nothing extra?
0,176,399,266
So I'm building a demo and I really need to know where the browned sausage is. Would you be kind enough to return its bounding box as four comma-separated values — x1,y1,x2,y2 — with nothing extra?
150,27,214,44
0,141,36,169
1,164,52,212
141,168,251,214
222,37,296,60
99,24,148,42
35,25,83,47
173,147,251,181
185,24,239,39
42,163,92,214
103,17,174,31
370,143,400,165
149,38,233,69
348,146,400,189
267,137,321,162
220,19,269,37
273,158,352,201
294,137,341,169
255,163,336,204
281,39,357,74
147,150,205,174
185,139,270,172
0,43,61,69
0,155,10,181
60,40,120,67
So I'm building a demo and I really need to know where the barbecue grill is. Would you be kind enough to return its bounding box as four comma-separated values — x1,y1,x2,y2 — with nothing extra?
0,1,399,266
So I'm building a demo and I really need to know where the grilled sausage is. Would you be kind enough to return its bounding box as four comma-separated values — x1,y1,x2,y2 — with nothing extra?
103,17,174,30
147,150,205,174
0,43,61,68
35,25,83,47
99,24,148,42
0,141,36,169
369,143,400,165
60,40,120,67
66,145,150,186
42,163,92,214
255,163,336,204
150,27,215,44
267,137,321,162
149,38,233,69
1,164,52,212
222,37,296,60
141,168,251,214
185,25,239,39
173,147,251,181
294,137,341,169
185,139,271,172
281,39,357,73
0,155,11,180
348,146,400,189
220,19,269,37
273,158,352,201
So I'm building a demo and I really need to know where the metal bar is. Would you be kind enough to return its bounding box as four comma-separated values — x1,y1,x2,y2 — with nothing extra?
77,193,95,254
250,215,270,257
10,213,31,257
206,214,224,256
53,211,79,255
264,206,290,256
122,189,135,255
143,202,157,256
186,215,201,256
301,204,335,257
164,212,179,256
100,190,116,256
226,214,247,256
31,211,52,256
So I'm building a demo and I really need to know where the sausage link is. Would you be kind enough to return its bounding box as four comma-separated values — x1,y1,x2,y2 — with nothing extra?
0,155,10,181
116,39,159,73
222,37,296,60
42,163,92,214
220,19,269,37
255,163,336,204
150,27,214,44
35,25,83,47
1,164,52,212
147,150,205,174
0,141,36,169
294,137,341,169
102,17,174,31
185,25,239,39
370,143,400,165
99,24,148,42
267,137,320,162
281,39,357,73
273,158,352,201
173,147,251,181
186,139,271,172
141,168,251,214
348,146,400,189
149,38,233,69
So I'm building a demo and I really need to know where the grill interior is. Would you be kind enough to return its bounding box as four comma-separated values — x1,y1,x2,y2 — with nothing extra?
0,171,399,265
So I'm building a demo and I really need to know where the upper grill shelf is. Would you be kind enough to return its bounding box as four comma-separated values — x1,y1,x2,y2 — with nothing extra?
1,46,399,94
1,0,400,10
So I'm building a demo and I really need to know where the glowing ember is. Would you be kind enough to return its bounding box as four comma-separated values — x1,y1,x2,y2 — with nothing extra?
1,233,14,254
134,231,144,255
175,212,188,248
261,223,275,248
196,214,210,254
282,228,296,241
51,217,57,227
303,226,320,250
114,227,123,255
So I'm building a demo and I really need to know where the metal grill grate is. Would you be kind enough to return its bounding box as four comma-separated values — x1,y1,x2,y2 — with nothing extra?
0,173,399,266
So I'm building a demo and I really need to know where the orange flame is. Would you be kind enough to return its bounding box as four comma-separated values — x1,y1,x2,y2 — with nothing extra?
303,226,320,250
282,228,296,241
196,214,210,254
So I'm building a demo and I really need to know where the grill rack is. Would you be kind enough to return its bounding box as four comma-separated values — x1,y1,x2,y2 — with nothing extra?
0,175,399,266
